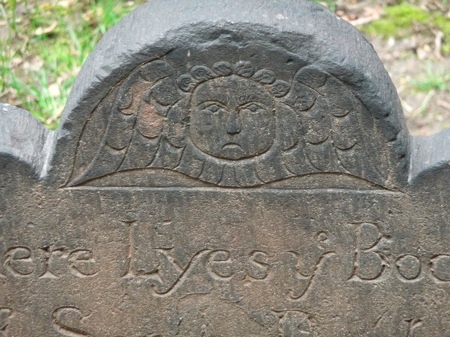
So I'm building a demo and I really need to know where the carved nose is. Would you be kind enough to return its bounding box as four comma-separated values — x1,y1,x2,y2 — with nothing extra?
226,111,241,135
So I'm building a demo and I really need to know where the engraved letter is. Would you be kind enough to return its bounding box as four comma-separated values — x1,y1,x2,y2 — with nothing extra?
288,250,336,300
122,220,160,278
395,254,422,282
246,250,271,280
349,223,391,282
52,307,91,337
39,245,68,279
122,220,139,278
150,249,211,296
68,250,98,278
0,308,13,337
430,254,450,283
3,247,35,277
404,318,422,337
206,250,234,280
275,310,313,337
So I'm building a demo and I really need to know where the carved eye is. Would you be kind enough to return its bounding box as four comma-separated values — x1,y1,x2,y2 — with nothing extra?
201,103,223,114
243,103,264,114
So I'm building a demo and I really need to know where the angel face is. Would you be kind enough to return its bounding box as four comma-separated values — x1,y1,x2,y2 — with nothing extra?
189,75,276,160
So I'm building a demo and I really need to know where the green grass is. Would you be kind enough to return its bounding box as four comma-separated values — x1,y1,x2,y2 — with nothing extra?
411,64,450,92
365,3,430,38
0,0,144,129
362,3,450,54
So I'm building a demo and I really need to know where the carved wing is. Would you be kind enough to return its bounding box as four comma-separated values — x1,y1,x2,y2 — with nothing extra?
67,61,394,189
281,66,391,187
67,60,183,186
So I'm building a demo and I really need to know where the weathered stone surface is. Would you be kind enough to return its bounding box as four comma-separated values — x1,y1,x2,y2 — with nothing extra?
1,0,450,336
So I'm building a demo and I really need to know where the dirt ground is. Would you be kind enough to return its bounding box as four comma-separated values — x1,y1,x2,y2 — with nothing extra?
369,37,450,136
338,0,450,136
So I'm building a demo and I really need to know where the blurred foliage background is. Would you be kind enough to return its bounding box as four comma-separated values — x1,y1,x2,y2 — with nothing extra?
1,0,450,134
0,0,145,129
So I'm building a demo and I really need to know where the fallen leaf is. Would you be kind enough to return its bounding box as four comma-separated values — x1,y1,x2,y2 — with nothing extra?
34,21,57,36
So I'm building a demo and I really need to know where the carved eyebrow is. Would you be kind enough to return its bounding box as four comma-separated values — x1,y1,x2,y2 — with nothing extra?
238,94,258,104
240,102,266,109
237,92,273,107
198,101,226,109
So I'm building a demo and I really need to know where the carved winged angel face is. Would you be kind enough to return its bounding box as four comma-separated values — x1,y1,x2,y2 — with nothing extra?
189,75,276,160
67,58,395,190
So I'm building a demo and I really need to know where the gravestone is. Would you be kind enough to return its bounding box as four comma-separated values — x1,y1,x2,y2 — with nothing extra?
1,0,450,335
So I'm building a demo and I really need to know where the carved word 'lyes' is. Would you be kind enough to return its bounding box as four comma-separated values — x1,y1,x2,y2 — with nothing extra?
350,223,450,283
0,245,97,279
121,221,335,300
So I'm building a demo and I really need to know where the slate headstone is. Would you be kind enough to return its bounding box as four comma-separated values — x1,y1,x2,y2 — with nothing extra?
1,0,450,336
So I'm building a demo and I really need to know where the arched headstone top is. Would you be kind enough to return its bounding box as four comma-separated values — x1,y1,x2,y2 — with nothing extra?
44,0,409,190
2,0,418,190
2,1,450,336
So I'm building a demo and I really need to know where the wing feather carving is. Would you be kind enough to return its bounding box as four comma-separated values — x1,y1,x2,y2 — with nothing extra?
67,61,399,189
67,60,179,186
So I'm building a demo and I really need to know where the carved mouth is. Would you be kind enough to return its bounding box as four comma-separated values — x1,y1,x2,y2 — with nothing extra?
222,143,243,150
